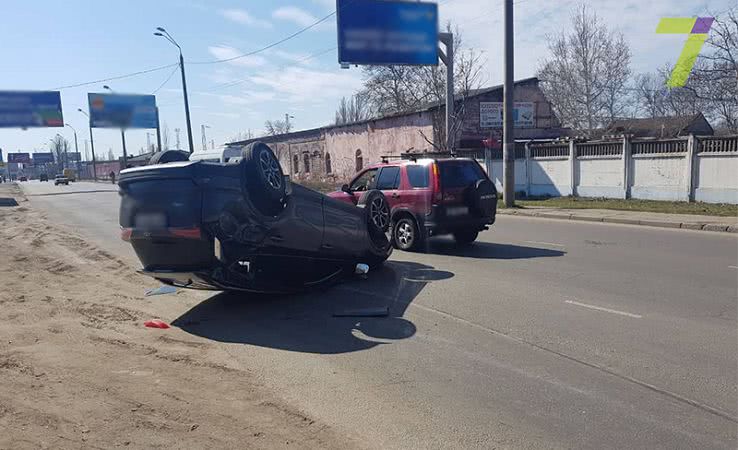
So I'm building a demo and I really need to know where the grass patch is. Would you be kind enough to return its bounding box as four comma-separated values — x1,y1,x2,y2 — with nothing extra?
498,196,738,217
294,179,339,193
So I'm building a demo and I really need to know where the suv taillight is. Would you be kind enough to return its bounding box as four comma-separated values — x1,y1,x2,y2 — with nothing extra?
431,162,442,204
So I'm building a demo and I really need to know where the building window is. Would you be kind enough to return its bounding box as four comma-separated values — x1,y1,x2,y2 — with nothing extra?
325,153,332,174
293,154,299,173
303,153,310,173
355,149,363,172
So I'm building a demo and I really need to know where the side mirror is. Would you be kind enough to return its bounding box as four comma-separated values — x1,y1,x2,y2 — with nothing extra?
341,183,351,193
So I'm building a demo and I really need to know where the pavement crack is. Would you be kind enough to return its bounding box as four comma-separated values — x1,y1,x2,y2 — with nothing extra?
410,302,738,424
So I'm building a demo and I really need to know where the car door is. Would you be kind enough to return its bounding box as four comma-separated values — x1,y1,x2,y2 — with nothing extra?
374,166,402,210
347,168,379,204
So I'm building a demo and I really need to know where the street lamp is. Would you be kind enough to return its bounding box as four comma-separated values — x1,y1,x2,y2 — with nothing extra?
201,124,210,151
155,27,194,154
103,85,129,167
78,108,98,181
65,124,79,175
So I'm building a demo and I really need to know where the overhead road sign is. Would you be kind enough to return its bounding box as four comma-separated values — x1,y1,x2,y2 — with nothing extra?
0,91,63,128
337,0,439,66
87,93,158,129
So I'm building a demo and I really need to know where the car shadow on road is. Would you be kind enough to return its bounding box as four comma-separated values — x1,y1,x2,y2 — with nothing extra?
172,261,454,354
423,238,566,259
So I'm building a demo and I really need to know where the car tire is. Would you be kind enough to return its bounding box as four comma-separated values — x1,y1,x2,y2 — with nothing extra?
240,142,286,216
357,190,392,262
392,216,423,251
453,230,479,245
149,150,190,165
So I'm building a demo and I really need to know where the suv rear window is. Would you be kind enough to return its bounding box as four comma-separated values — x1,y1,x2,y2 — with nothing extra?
439,160,485,188
406,165,429,188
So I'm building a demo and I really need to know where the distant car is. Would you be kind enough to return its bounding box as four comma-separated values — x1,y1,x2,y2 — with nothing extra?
328,155,497,250
39,173,49,182
118,143,392,294
54,174,69,186
19,176,28,182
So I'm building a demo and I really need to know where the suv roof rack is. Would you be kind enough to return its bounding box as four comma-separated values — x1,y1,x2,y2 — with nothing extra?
399,151,455,162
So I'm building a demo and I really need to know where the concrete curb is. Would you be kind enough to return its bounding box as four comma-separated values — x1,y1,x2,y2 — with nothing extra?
498,209,738,234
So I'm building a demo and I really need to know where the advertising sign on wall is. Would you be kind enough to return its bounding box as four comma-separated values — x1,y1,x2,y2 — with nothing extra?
7,152,31,164
32,152,55,164
480,102,535,128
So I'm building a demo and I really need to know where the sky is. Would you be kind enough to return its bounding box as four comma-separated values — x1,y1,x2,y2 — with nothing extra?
0,0,729,160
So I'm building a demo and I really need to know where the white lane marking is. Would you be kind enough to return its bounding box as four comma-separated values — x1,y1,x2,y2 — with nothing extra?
729,265,738,269
524,240,565,248
565,300,642,319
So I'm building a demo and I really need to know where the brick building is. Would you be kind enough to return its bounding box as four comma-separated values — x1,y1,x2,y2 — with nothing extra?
230,77,567,182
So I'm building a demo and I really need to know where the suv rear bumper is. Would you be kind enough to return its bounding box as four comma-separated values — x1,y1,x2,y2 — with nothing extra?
422,203,496,236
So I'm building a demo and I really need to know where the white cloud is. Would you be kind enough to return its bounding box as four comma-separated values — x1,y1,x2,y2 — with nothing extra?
272,6,322,28
219,9,272,28
268,49,314,65
208,46,268,67
248,67,363,103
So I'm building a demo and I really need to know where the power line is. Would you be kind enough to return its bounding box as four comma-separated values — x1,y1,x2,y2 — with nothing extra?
188,12,336,65
152,63,181,94
51,63,179,90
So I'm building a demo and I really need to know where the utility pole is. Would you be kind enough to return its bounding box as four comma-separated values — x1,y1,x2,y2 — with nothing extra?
155,107,163,152
502,0,515,207
175,128,181,149
78,108,98,181
285,114,294,132
146,132,153,153
438,32,454,153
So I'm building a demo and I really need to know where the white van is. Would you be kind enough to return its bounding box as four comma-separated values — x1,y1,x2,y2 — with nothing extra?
189,145,243,163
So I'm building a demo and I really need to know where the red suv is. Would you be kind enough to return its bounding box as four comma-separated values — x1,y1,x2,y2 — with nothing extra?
328,156,497,250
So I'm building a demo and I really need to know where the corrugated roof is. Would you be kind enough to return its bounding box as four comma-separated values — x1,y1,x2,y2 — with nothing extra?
605,114,706,138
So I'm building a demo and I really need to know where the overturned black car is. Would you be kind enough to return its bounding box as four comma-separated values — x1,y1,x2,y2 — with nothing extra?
118,142,392,293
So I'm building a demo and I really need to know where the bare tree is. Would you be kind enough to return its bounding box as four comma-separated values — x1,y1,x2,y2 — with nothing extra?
537,5,632,136
264,119,292,136
49,135,69,169
360,24,486,150
686,8,738,132
334,94,371,125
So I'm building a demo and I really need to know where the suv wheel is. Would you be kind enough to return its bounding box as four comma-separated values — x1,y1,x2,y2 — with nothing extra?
393,217,423,251
240,142,286,216
453,230,479,245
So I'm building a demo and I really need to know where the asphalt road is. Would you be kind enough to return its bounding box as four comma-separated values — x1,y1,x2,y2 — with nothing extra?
19,180,738,449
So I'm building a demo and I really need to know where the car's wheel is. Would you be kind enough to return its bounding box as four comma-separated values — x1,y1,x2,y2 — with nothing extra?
393,216,423,251
357,190,390,234
469,179,497,217
453,230,479,245
240,142,286,216
149,150,190,165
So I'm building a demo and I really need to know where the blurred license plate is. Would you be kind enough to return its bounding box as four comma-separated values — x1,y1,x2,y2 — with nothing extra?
135,212,166,228
446,206,468,217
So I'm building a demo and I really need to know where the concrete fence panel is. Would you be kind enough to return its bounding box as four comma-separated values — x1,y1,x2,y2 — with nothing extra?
576,156,625,198
694,135,738,203
529,157,571,196
630,154,689,201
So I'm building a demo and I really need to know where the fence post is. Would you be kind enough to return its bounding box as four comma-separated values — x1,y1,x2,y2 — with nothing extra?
524,141,531,197
685,134,696,202
569,140,576,197
622,135,631,199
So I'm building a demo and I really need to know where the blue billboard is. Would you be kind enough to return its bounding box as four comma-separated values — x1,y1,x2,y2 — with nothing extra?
32,152,55,165
337,0,438,66
87,93,158,129
0,91,64,128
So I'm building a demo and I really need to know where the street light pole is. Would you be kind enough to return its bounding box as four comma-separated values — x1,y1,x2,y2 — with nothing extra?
155,28,194,153
65,124,80,177
78,108,98,181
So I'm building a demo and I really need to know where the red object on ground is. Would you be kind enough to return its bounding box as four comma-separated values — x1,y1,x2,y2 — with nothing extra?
144,319,170,329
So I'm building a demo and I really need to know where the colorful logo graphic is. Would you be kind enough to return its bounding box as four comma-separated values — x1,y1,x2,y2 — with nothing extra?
656,17,714,87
